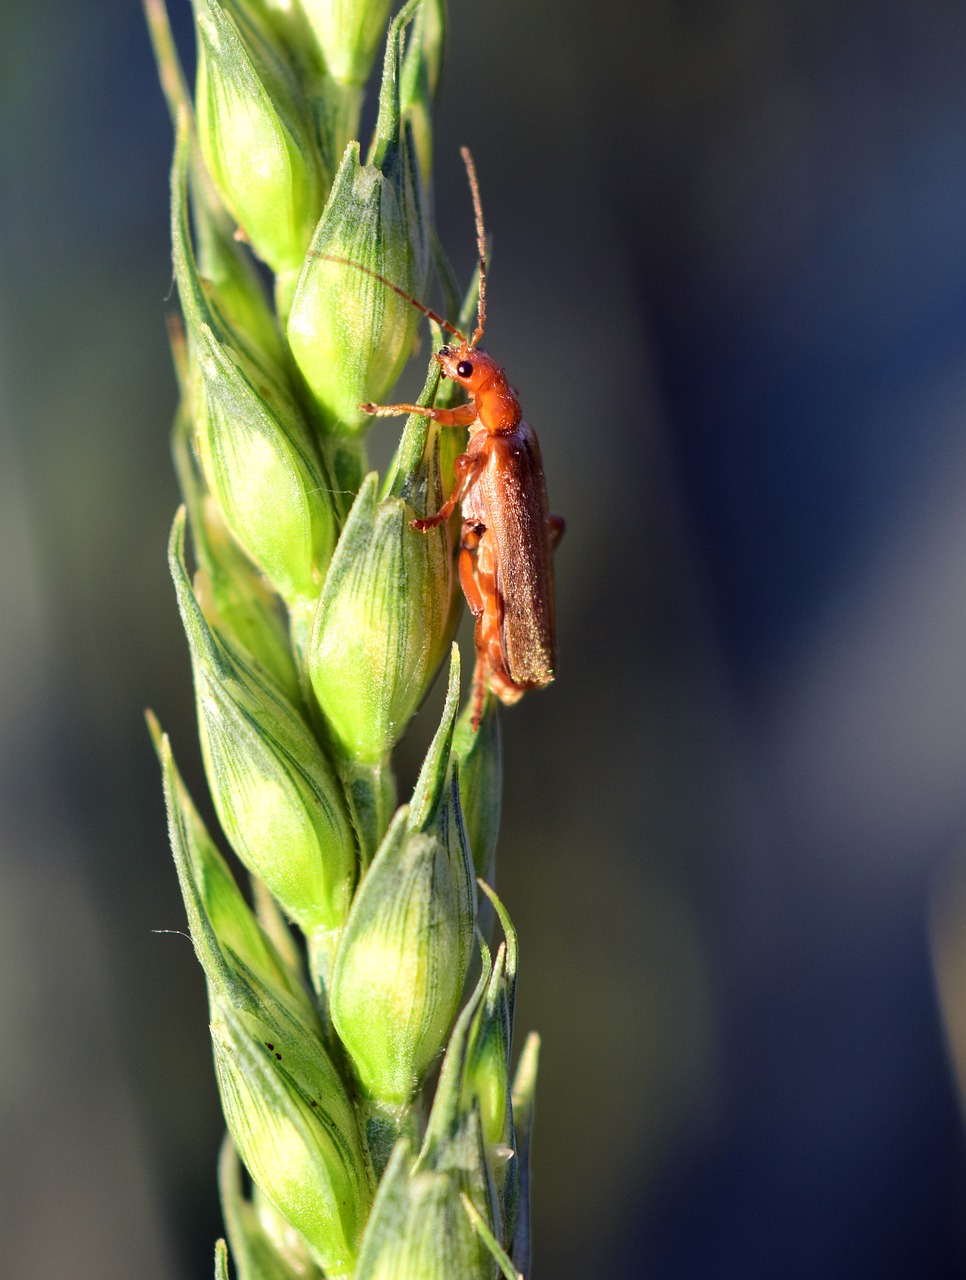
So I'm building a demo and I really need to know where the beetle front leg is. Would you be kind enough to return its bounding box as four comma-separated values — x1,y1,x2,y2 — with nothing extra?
548,514,566,550
410,454,482,531
360,400,478,427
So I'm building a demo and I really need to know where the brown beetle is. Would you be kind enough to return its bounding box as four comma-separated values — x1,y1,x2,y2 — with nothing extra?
329,148,564,725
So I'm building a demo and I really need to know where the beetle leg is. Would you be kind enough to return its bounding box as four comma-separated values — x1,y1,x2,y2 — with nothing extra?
472,612,511,728
410,454,482,531
482,623,525,713
465,527,525,724
548,514,566,550
456,528,492,730
457,522,512,728
360,400,478,427
469,655,489,728
458,524,486,616
488,668,526,707
456,520,501,728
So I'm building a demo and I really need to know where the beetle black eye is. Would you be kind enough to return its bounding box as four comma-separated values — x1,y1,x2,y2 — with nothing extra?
439,345,451,356
456,360,473,378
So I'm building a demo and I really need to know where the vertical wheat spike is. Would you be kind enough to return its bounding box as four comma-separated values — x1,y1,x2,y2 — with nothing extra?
145,0,539,1275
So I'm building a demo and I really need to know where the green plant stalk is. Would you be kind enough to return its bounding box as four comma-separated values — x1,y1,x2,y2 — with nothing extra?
145,0,539,1275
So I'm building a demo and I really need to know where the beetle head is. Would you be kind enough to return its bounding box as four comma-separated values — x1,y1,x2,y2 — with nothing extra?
435,343,498,393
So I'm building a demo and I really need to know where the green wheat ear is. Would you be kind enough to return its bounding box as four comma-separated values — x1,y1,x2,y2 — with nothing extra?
145,0,538,1274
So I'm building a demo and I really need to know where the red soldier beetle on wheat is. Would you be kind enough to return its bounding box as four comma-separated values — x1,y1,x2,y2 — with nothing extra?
318,147,565,727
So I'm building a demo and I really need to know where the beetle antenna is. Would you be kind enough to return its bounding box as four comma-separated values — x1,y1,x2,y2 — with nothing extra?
311,252,466,341
460,146,487,348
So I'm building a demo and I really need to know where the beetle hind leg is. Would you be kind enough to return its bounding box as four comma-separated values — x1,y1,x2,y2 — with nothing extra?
473,572,523,721
471,655,523,728
470,655,489,730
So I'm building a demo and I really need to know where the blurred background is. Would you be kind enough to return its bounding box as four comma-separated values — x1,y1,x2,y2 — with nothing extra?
4,0,966,1275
